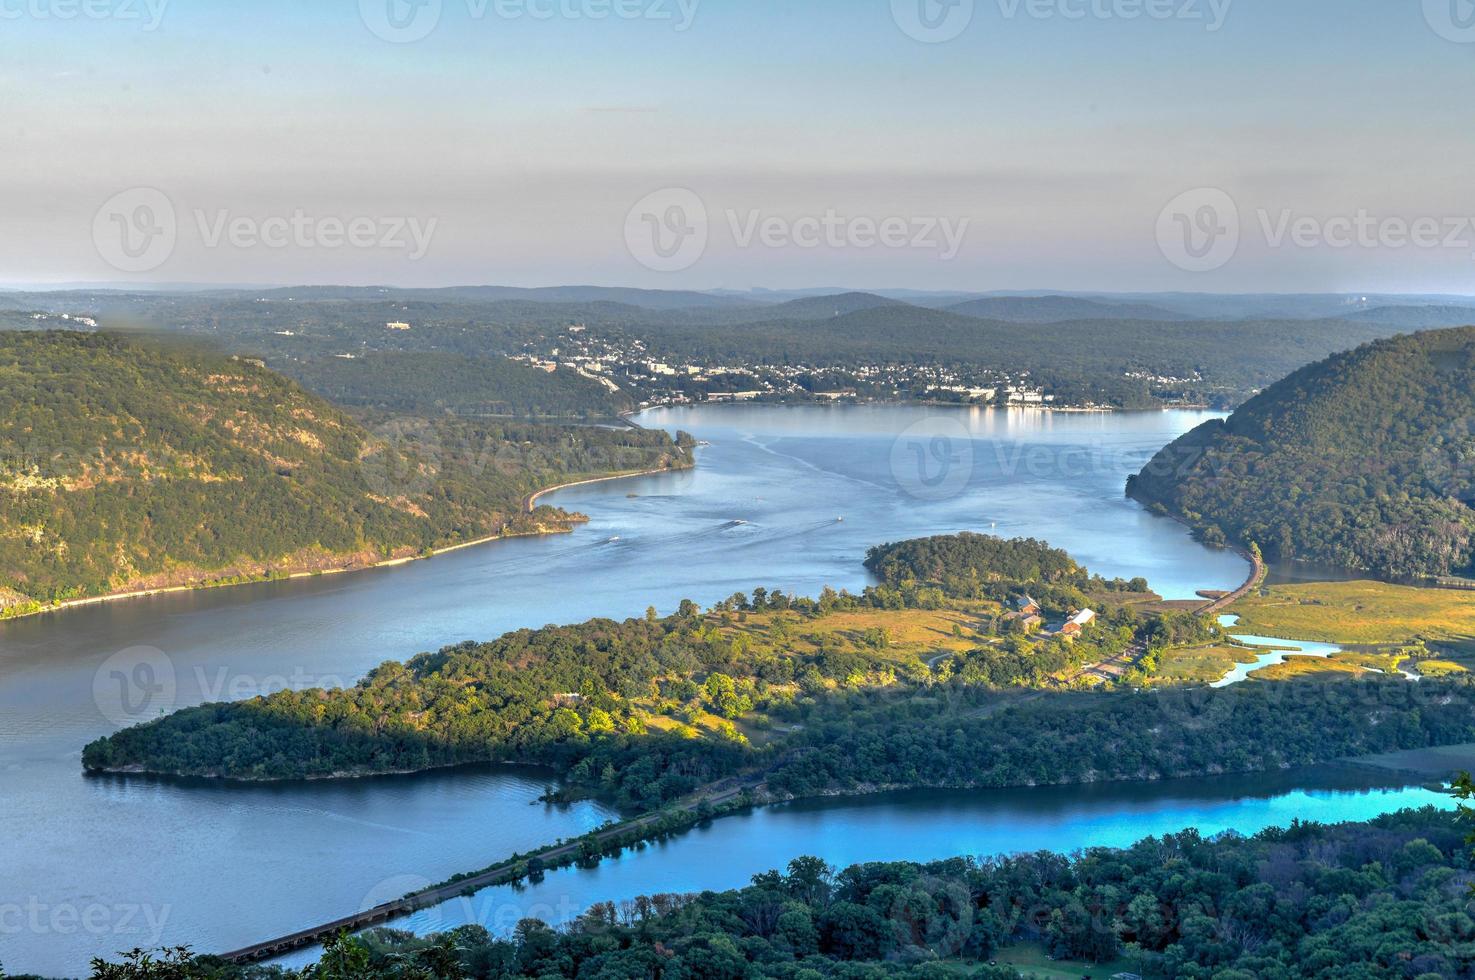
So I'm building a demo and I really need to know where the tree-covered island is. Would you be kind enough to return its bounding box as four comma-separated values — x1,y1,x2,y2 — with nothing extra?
83,534,1475,810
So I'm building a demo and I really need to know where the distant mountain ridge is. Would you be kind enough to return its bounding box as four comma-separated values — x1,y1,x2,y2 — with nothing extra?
1129,326,1475,579
1338,305,1475,329
944,296,1187,323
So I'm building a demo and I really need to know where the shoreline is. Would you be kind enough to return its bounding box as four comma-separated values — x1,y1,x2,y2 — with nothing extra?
2,464,687,626
637,397,1215,415
523,462,689,512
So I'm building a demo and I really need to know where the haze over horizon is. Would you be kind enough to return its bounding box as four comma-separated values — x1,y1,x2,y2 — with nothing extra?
5,0,1475,293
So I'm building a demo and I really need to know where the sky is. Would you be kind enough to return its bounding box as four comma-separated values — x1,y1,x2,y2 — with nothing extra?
3,0,1474,293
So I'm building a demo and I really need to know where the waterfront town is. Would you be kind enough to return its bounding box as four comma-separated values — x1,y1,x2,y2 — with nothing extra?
511,322,1065,411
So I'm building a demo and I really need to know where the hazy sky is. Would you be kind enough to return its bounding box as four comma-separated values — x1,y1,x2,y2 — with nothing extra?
3,0,1474,292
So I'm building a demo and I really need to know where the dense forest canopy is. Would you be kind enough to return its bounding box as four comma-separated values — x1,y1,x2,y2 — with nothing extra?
867,534,1087,592
0,332,688,611
284,352,630,418
1128,327,1475,579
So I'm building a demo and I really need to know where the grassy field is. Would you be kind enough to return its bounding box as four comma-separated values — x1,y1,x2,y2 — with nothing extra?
1329,650,1409,673
1417,660,1469,678
992,942,1139,979
629,606,1000,747
1249,655,1364,681
1148,644,1260,685
1232,580,1475,651
720,606,990,668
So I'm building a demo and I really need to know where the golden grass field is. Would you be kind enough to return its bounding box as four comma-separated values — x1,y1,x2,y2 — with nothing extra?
718,606,991,668
1249,655,1364,681
1149,644,1260,685
1232,580,1475,652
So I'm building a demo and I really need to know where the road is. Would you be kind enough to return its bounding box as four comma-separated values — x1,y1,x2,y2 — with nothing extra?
1198,549,1267,617
218,780,755,964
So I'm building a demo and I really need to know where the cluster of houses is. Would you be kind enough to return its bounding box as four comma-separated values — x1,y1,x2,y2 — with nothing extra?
1007,595,1097,639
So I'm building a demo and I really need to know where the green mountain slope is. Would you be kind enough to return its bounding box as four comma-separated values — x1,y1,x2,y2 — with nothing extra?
284,352,630,418
1128,326,1475,579
0,332,689,612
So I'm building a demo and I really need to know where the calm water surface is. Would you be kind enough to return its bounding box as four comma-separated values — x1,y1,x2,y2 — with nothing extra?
276,768,1450,969
0,405,1289,976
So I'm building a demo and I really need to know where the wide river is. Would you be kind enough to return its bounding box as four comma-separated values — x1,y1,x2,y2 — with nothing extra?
0,405,1444,977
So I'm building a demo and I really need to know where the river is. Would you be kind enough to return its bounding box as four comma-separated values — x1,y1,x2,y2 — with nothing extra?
0,404,1418,977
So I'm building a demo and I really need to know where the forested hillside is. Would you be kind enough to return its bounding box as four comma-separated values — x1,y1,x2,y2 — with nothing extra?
1129,327,1475,579
0,332,689,612
285,352,630,418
